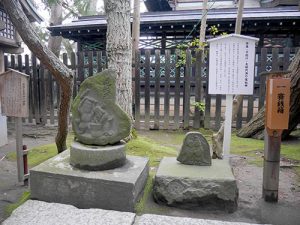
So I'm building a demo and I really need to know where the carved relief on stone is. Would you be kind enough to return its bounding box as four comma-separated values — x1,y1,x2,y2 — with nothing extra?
72,70,131,146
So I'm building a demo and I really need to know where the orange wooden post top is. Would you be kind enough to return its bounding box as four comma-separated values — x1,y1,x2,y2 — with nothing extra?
264,72,291,136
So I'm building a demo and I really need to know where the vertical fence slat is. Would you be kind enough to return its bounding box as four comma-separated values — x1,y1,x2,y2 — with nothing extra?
259,48,267,109
10,55,15,69
144,50,151,129
4,55,8,71
183,49,191,129
97,51,102,73
32,55,40,124
163,50,170,129
134,50,141,129
88,51,93,76
214,95,221,130
174,50,180,129
71,52,77,98
39,65,47,125
154,49,160,129
49,72,54,124
236,97,243,129
25,55,33,123
283,47,290,71
17,55,22,72
204,52,211,129
193,50,202,129
247,95,254,122
272,48,279,71
78,51,84,83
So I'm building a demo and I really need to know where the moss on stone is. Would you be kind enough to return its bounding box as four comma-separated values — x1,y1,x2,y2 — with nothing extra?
72,70,117,124
71,69,131,145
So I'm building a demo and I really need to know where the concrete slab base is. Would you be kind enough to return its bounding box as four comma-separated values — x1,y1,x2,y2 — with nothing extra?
3,200,136,225
30,150,149,212
153,157,238,212
3,201,263,225
134,214,261,225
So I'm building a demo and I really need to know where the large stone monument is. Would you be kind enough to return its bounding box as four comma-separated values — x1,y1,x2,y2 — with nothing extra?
70,70,130,170
153,132,238,212
30,70,149,212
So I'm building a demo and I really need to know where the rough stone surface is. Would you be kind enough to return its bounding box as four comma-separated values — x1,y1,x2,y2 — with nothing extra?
72,69,131,146
30,150,149,212
153,157,238,212
3,200,135,225
177,132,211,166
70,141,126,170
134,214,261,225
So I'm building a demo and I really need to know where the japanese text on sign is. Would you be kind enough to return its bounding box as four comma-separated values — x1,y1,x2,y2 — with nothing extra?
208,35,258,95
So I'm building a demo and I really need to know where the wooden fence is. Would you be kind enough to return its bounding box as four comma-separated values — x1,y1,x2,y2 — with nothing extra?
4,47,298,130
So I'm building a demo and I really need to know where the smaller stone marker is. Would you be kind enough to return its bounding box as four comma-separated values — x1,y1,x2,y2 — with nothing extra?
153,132,238,212
177,132,211,166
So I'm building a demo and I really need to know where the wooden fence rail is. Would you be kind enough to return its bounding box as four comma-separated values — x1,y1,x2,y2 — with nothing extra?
4,47,299,130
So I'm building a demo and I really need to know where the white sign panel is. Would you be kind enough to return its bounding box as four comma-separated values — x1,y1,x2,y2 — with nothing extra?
208,34,258,95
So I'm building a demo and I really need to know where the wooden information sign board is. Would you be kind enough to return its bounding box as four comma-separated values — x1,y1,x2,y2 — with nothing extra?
0,69,29,183
0,69,29,118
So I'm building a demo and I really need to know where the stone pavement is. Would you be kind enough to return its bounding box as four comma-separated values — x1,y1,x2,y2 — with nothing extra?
3,200,263,225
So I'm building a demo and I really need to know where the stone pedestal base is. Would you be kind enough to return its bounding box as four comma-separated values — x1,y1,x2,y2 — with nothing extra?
153,157,238,212
30,150,149,212
70,141,126,170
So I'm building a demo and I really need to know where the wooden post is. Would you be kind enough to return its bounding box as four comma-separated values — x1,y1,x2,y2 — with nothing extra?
262,71,291,202
15,117,24,182
263,129,281,201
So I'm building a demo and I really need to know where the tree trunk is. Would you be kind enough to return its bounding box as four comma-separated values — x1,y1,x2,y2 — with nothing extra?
104,0,132,118
132,0,140,61
87,0,98,15
48,2,63,57
199,0,208,44
237,49,300,139
2,0,74,153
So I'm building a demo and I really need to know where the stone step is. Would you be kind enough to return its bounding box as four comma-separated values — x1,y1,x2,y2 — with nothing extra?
3,200,263,225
